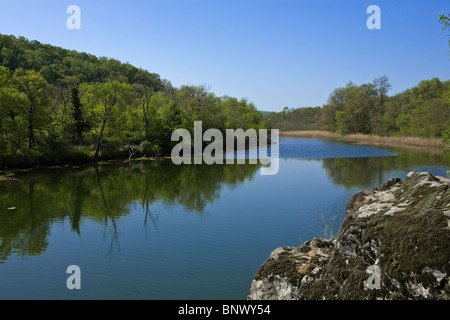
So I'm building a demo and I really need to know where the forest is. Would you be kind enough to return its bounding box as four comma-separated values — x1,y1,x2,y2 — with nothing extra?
266,76,450,142
1,34,449,169
0,34,268,168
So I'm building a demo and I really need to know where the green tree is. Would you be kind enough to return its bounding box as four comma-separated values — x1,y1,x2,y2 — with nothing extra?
370,76,391,135
80,81,130,158
130,83,154,142
332,82,375,134
11,68,50,149
149,91,181,152
71,87,87,145
321,86,349,132
0,66,28,154
176,85,221,131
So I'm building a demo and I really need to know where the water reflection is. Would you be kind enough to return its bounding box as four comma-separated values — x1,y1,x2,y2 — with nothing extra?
0,160,261,261
321,146,449,189
0,141,448,264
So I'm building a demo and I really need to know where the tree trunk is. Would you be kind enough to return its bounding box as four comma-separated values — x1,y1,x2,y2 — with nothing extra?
76,130,84,146
144,117,149,141
93,118,107,159
143,96,149,141
28,115,33,149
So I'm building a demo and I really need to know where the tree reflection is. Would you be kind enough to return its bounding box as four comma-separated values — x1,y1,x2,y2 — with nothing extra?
141,172,159,239
321,147,450,189
2,145,446,262
0,160,261,260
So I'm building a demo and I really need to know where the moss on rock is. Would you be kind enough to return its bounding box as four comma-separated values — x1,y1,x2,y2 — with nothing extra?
248,172,450,300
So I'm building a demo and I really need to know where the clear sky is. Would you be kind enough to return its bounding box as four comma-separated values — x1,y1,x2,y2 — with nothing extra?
0,0,449,112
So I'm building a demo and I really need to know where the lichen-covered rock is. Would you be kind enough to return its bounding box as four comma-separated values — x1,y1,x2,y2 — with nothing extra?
247,238,335,300
247,172,450,300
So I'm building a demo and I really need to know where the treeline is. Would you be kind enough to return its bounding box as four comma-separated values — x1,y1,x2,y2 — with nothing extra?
268,106,323,131
0,34,267,168
266,76,450,142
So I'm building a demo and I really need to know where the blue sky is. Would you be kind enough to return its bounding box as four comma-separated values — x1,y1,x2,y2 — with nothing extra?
0,0,448,112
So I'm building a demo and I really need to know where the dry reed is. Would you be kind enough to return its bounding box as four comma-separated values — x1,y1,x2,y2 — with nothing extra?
280,130,448,149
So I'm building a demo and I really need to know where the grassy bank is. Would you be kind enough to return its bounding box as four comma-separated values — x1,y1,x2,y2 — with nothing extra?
0,144,156,170
280,130,449,150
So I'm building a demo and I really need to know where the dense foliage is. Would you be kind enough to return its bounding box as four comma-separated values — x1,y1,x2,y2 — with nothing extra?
266,76,450,142
0,34,267,167
1,33,449,169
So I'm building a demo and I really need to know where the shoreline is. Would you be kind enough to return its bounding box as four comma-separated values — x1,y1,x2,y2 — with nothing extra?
280,130,450,151
0,156,168,176
2,131,448,173
0,137,273,172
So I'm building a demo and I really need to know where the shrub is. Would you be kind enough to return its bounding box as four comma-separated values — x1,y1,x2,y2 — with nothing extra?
139,141,162,158
139,141,153,155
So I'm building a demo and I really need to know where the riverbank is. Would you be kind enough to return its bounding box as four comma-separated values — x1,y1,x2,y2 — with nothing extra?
0,134,272,170
0,144,166,171
280,130,449,150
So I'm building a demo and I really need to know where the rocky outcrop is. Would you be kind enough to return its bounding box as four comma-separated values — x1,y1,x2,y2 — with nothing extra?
248,172,450,300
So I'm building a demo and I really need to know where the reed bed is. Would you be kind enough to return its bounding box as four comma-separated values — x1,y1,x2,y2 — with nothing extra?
280,130,448,149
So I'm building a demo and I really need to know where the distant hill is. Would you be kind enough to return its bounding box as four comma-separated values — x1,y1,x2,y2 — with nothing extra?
0,34,164,90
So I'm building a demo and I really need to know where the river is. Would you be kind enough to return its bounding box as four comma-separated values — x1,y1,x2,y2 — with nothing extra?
0,137,448,299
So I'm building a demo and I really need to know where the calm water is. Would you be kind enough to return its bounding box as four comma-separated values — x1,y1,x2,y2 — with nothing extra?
0,137,449,299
